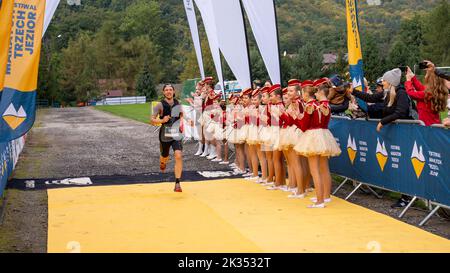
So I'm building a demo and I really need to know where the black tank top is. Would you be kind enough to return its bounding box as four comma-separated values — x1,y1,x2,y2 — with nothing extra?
159,99,181,141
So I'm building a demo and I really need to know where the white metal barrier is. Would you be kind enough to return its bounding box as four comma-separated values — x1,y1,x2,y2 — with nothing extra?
96,96,147,106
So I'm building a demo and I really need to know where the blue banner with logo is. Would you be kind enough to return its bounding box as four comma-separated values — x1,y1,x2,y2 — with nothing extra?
0,136,25,197
345,0,367,112
329,119,449,206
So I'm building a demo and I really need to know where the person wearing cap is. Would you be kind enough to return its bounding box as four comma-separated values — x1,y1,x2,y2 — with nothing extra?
229,91,249,175
245,88,263,181
240,88,256,178
258,86,275,185
250,88,269,184
207,93,226,162
193,81,206,156
199,78,217,158
366,77,387,119
294,83,341,208
266,84,287,191
225,95,242,170
351,68,412,132
327,75,352,115
284,79,309,198
279,86,299,194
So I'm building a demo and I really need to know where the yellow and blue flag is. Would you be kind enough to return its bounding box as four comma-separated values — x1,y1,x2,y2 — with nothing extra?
346,0,367,112
0,0,14,102
0,0,45,142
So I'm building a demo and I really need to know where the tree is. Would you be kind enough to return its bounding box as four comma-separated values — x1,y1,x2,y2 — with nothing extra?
388,14,424,68
59,32,99,104
291,42,324,80
362,34,385,82
421,0,450,65
136,61,157,100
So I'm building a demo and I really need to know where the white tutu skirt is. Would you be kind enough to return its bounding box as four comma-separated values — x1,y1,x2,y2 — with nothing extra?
226,126,237,144
200,112,210,127
259,126,272,145
246,124,259,145
290,127,303,147
294,129,342,157
237,125,249,143
206,121,215,134
278,127,292,151
213,123,225,141
269,126,282,150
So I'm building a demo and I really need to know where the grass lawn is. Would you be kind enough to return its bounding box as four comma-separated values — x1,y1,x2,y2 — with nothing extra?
95,103,152,124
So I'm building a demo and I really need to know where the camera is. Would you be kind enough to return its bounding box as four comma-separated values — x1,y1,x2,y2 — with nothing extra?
399,66,408,73
418,61,429,70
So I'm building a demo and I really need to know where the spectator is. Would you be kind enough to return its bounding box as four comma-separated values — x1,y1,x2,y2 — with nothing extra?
351,68,412,132
405,66,448,126
327,75,351,115
367,78,385,119
443,95,450,127
423,60,450,81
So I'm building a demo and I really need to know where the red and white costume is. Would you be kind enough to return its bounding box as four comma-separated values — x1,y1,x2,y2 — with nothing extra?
294,99,341,157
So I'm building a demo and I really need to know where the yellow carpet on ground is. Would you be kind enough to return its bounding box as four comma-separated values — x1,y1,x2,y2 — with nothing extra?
47,179,450,253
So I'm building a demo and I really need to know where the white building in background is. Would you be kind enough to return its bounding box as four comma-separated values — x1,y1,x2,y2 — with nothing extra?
367,0,382,6
67,0,81,5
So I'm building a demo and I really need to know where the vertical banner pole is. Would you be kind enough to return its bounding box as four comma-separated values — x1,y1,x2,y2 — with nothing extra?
345,0,367,112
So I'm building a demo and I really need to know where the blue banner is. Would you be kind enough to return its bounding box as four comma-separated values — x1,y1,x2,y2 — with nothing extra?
329,119,449,206
345,0,368,112
0,137,25,197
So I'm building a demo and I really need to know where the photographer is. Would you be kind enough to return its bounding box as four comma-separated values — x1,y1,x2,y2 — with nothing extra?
351,68,412,132
405,64,448,126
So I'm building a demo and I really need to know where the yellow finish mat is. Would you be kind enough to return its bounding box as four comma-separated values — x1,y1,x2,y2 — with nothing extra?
47,179,450,253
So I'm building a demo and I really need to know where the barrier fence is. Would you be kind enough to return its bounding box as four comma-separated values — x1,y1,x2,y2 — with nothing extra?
329,117,449,225
95,96,147,106
0,136,26,198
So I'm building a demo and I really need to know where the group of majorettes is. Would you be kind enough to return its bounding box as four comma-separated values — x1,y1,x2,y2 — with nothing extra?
193,77,342,208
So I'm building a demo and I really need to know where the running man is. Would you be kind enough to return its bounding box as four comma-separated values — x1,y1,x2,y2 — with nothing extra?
151,84,191,192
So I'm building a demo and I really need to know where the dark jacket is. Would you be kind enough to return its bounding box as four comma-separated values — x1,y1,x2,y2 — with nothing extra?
353,86,412,125
330,97,350,114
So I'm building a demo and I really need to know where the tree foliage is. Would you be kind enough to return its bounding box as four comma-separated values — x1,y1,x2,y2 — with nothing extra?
38,0,447,104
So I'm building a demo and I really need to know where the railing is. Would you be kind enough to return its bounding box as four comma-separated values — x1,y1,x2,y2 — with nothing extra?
96,96,147,106
329,116,449,226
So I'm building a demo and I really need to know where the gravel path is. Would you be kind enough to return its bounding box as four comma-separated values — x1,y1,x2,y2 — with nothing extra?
16,107,231,178
0,107,448,253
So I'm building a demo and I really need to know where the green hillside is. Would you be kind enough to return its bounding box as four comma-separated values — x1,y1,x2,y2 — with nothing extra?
39,0,449,104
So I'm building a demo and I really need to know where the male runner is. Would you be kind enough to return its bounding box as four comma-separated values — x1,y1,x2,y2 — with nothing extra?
151,84,191,192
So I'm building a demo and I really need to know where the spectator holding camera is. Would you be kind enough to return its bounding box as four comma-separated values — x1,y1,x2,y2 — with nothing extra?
351,68,412,132
405,64,448,126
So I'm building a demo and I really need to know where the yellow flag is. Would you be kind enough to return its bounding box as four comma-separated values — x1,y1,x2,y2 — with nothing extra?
345,0,367,111
0,0,46,142
0,0,14,92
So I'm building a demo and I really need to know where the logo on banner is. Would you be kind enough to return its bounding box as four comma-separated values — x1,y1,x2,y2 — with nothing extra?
376,138,388,171
411,142,425,179
2,103,27,130
347,135,357,164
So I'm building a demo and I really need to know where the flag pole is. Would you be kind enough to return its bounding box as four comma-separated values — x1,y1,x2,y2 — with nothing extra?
239,0,253,88
272,0,282,85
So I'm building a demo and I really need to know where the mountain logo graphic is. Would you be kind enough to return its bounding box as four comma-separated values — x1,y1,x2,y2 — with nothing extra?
352,77,363,89
2,104,27,130
411,141,425,179
347,135,357,164
375,138,388,172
